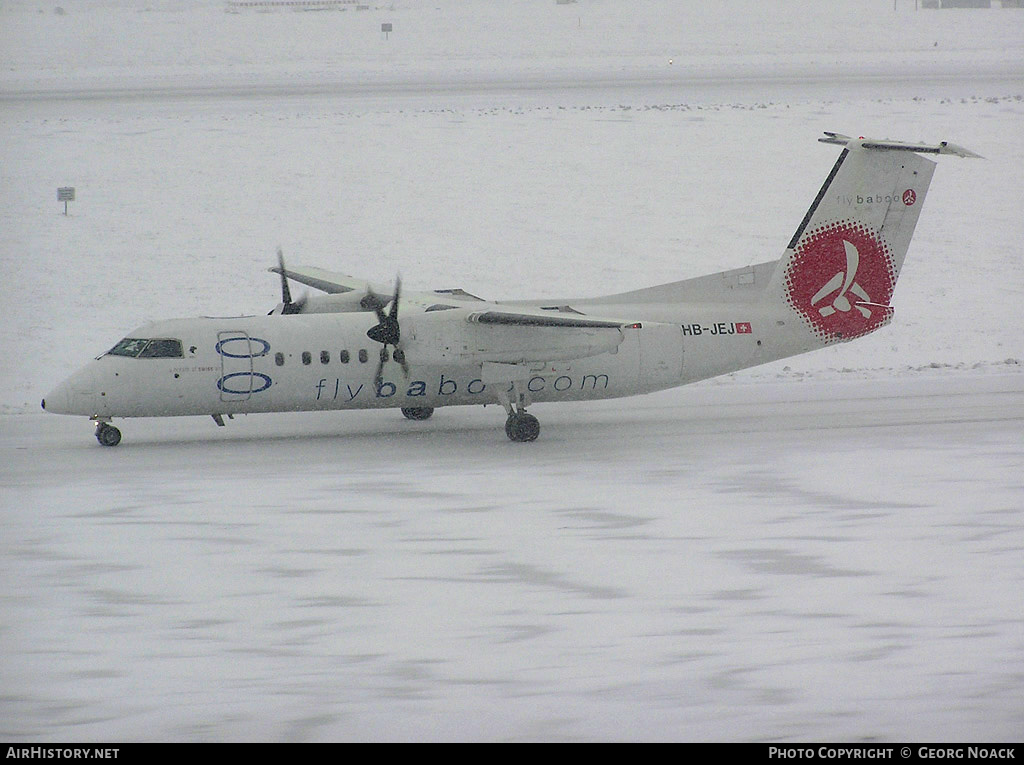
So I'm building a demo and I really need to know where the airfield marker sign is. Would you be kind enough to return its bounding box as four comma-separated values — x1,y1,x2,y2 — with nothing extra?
57,187,75,215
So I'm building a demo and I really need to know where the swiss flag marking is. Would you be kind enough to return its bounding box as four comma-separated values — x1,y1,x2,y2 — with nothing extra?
736,322,752,334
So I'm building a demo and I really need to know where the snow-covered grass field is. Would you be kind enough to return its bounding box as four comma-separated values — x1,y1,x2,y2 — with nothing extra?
1,0,1023,742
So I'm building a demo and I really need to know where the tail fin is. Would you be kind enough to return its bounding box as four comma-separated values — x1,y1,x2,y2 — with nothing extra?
768,133,980,343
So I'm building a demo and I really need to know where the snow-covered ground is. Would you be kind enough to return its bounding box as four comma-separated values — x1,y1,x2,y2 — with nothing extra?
1,0,1023,742
3,374,1024,742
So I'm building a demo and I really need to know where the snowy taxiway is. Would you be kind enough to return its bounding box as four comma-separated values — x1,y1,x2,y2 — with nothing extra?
3,374,1023,741
2,0,1023,743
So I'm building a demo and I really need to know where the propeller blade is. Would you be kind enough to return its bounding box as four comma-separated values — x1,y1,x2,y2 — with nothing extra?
361,288,388,322
393,346,409,378
275,247,307,315
366,273,409,381
365,274,403,346
373,348,386,390
389,276,402,321
277,247,293,306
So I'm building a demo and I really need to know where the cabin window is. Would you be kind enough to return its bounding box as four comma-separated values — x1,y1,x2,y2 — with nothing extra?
321,351,330,364
358,349,368,363
340,350,350,364
275,352,285,366
302,351,311,365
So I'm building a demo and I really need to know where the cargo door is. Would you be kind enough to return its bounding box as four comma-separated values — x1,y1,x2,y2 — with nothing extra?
638,323,684,390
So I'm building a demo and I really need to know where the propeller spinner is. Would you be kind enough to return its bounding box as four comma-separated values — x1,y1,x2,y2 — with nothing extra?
365,276,409,386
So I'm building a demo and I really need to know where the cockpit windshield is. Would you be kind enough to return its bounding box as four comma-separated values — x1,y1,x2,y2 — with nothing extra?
107,338,183,358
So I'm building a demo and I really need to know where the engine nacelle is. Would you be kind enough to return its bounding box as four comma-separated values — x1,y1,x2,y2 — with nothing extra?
269,291,380,315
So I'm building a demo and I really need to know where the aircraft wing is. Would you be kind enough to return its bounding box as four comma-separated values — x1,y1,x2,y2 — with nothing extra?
268,265,360,294
410,306,637,365
269,264,488,303
466,311,629,329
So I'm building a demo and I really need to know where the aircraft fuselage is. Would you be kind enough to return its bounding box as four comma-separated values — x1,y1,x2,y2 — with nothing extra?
43,302,795,421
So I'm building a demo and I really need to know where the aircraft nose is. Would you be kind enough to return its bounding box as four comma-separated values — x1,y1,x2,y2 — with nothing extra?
42,381,71,414
43,367,98,416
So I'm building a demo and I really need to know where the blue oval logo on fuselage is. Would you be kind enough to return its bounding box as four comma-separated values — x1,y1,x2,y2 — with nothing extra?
215,336,270,358
217,372,272,395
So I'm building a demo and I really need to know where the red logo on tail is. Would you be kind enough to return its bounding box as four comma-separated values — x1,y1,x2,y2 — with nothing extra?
784,221,896,341
902,189,917,206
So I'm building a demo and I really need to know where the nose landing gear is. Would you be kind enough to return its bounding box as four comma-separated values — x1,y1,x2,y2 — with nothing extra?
94,420,121,447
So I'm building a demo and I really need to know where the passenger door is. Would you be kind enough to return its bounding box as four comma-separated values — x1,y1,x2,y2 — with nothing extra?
216,330,255,402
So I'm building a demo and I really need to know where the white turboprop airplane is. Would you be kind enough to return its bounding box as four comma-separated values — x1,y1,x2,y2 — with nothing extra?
43,132,979,445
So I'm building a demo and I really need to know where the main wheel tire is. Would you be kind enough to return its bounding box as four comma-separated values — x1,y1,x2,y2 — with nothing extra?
505,413,540,442
95,423,122,447
401,406,434,421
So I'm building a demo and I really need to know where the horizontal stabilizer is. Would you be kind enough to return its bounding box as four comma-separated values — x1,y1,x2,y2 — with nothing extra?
818,132,982,158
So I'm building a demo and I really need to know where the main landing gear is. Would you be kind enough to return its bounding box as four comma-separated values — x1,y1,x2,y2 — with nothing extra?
94,420,121,447
505,411,540,442
498,379,540,442
401,406,434,421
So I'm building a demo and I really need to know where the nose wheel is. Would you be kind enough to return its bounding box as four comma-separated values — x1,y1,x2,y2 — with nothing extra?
95,421,121,447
